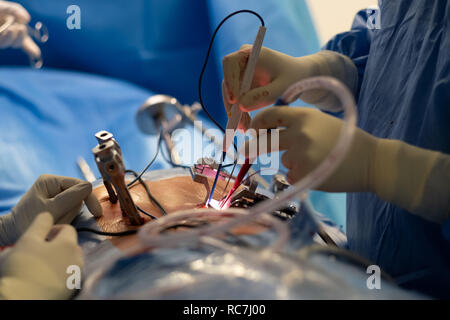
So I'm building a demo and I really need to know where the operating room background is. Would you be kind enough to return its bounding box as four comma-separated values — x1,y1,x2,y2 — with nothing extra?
0,0,378,231
306,0,377,45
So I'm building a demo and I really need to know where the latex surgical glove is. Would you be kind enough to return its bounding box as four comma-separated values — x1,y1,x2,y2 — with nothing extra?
222,46,357,130
243,107,449,224
0,174,102,246
0,213,83,300
0,1,41,60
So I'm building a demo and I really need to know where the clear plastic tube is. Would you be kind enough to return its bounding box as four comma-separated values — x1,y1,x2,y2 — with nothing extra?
82,208,290,298
138,207,289,251
136,76,357,251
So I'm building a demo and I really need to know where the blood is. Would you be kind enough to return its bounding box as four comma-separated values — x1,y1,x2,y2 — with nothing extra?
220,158,252,209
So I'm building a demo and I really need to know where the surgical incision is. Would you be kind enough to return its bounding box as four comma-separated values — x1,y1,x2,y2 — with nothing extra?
92,175,266,238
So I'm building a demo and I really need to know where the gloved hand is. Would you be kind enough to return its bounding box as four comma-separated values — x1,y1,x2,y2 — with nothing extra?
222,46,358,130
0,174,102,246
0,0,41,60
243,107,450,224
0,213,83,300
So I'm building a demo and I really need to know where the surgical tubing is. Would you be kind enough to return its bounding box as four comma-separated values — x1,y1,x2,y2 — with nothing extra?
137,76,357,251
137,208,289,251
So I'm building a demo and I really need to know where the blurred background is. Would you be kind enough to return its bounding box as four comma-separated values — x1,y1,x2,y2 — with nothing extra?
306,0,377,45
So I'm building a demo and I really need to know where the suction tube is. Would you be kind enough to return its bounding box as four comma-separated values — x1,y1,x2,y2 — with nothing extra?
137,76,357,251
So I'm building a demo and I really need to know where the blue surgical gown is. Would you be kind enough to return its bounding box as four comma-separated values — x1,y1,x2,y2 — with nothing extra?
324,0,450,298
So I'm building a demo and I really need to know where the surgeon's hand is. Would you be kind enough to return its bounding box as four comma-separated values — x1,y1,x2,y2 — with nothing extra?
0,174,102,246
0,0,41,60
242,107,376,191
243,107,450,224
222,46,357,130
0,213,83,300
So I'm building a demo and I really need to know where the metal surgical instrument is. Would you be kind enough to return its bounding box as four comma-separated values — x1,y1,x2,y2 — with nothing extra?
207,25,266,207
92,131,144,226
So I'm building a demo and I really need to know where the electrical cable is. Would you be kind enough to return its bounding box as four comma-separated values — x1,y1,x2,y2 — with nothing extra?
159,139,191,169
160,221,210,233
154,10,264,173
127,131,162,188
136,205,158,220
76,227,137,237
75,210,211,239
198,9,265,153
126,169,167,216
75,169,161,237
122,130,167,218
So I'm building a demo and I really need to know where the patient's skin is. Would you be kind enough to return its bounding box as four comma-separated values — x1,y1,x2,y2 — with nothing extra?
92,175,265,249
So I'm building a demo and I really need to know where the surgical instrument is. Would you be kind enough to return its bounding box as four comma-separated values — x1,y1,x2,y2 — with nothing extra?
77,156,96,183
207,25,266,207
93,138,143,226
220,97,285,208
93,130,120,204
137,95,183,165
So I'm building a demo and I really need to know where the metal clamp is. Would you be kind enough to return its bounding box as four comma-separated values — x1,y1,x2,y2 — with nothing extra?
92,136,143,226
93,131,119,204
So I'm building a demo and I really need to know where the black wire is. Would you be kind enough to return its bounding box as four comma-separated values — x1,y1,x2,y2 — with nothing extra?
76,227,137,237
198,9,265,152
160,140,235,169
75,170,161,236
159,139,191,169
160,221,210,233
222,163,235,168
136,204,158,220
127,131,162,188
158,10,265,171
76,171,162,236
76,221,209,237
126,169,168,216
